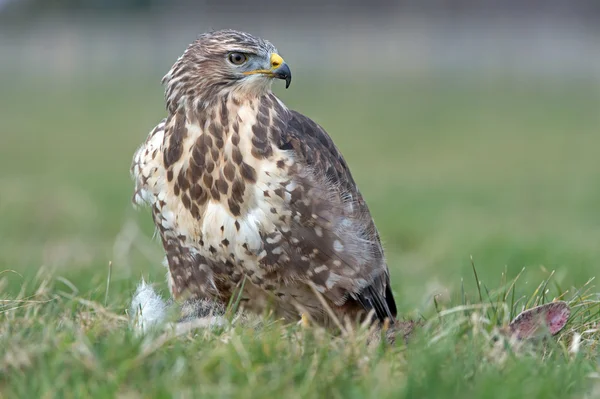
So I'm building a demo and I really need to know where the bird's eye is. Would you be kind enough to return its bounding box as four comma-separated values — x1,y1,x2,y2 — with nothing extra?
228,52,247,65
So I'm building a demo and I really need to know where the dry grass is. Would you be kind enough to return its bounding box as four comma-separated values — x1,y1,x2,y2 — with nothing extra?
1,267,598,398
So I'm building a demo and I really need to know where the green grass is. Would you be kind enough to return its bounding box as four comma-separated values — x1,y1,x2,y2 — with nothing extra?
1,73,599,397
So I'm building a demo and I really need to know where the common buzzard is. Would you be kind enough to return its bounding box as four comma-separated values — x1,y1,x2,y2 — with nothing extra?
131,29,396,329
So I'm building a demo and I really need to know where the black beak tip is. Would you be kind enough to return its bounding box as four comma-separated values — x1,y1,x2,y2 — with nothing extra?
274,63,292,89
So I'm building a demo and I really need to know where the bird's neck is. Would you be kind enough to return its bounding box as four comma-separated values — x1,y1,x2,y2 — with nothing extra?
165,77,276,114
179,91,284,124
166,92,287,153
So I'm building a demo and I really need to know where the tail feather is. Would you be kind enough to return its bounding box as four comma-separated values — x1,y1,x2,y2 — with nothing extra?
354,275,397,323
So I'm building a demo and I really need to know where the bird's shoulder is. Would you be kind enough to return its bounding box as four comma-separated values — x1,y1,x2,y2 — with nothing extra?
276,109,359,196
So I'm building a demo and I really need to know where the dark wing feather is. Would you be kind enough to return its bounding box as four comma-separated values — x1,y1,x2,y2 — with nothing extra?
353,275,397,322
276,109,397,323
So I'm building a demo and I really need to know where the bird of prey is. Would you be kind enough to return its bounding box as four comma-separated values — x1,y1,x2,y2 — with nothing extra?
131,29,396,329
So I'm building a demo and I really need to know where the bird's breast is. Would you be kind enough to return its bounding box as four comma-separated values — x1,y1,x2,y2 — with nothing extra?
154,99,297,278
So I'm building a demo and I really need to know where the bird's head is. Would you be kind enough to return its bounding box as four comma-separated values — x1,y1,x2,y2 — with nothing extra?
163,29,291,111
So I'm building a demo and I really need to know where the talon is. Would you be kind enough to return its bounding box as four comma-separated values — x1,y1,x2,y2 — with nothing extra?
383,318,390,331
301,313,310,327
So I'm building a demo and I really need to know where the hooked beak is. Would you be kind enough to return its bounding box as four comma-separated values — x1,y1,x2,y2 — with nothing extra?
273,62,292,89
243,53,292,89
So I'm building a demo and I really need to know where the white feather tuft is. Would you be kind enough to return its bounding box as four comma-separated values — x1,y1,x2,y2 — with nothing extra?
129,279,168,334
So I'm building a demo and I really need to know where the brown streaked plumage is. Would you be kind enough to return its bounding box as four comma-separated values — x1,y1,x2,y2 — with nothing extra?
131,29,396,329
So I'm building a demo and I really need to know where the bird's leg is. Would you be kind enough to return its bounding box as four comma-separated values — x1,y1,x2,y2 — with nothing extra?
300,313,310,327
178,297,226,322
129,279,229,334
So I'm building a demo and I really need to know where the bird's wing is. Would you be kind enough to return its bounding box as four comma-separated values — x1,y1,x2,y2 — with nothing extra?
268,109,397,322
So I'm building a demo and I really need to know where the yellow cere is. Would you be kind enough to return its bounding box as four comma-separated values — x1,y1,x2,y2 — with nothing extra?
270,53,284,69
243,53,285,76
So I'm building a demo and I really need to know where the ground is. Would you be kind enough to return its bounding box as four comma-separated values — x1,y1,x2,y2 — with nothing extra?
1,75,599,397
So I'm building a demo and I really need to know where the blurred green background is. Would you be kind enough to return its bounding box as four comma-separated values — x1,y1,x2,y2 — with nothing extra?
1,0,599,314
